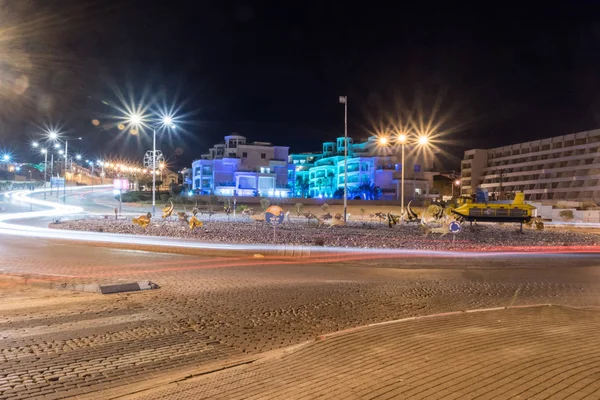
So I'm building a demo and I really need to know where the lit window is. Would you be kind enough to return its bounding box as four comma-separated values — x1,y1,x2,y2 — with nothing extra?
414,164,421,172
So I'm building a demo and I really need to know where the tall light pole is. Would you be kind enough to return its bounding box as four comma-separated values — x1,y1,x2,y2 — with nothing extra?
87,161,95,191
453,179,461,199
41,149,48,199
97,161,104,184
398,134,407,217
128,113,175,215
339,95,348,221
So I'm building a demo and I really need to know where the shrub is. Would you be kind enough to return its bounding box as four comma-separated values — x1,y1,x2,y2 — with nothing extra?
559,210,574,221
160,194,171,203
117,192,140,202
295,203,304,216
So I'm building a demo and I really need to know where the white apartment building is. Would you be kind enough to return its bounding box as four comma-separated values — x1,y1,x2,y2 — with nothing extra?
290,136,437,200
191,134,290,196
461,129,600,202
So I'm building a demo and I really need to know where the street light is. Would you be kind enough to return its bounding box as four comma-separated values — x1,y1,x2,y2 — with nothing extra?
32,141,39,148
40,148,48,199
339,95,348,221
453,179,462,198
378,132,431,219
127,112,177,215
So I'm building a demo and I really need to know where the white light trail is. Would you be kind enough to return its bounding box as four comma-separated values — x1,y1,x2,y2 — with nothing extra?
0,189,598,258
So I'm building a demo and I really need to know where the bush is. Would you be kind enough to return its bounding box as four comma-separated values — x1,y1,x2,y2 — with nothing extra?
260,197,271,211
295,203,304,216
160,194,171,203
118,192,140,202
559,210,574,221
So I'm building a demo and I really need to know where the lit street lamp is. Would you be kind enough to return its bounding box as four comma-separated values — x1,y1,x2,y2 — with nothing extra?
453,179,461,198
379,133,430,219
339,95,348,221
128,113,176,215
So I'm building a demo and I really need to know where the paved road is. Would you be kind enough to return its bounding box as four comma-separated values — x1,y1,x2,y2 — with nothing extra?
1,234,600,399
133,306,600,400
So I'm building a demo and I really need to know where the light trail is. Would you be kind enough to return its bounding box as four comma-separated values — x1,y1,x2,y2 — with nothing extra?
0,188,599,259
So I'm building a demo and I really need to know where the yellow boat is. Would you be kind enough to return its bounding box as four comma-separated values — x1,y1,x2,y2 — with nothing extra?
451,192,535,223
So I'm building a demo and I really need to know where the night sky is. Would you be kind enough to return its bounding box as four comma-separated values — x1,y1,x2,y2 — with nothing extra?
2,1,600,170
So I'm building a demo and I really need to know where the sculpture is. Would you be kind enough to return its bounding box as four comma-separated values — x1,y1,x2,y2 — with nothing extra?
387,212,399,228
132,212,152,228
162,200,174,219
304,212,324,227
421,217,450,236
177,211,189,222
189,215,203,230
404,201,421,223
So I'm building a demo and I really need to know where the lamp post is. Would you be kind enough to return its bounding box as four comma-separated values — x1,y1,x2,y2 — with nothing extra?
379,133,430,220
41,149,48,199
97,161,104,184
453,179,461,199
339,95,348,221
87,161,95,190
128,113,176,215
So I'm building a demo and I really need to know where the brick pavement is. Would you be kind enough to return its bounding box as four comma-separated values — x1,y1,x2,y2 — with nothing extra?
1,235,600,399
132,306,600,400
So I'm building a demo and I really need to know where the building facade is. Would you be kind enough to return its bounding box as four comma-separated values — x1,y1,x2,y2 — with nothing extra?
461,129,600,202
289,136,436,200
191,134,290,196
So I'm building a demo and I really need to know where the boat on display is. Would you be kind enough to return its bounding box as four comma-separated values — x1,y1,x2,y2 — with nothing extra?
451,190,536,224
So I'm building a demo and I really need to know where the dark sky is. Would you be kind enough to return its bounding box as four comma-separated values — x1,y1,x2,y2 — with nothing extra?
2,1,600,169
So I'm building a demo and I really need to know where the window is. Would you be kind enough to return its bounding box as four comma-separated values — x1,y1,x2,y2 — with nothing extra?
242,152,248,158
414,164,421,172
260,167,271,174
229,152,236,157
261,153,266,159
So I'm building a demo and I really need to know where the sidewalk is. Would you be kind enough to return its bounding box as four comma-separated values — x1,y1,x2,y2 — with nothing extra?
109,305,600,400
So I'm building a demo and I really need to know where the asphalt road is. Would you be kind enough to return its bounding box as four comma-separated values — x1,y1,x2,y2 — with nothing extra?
1,189,600,399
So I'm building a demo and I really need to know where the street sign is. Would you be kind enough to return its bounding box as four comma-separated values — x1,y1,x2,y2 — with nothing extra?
265,205,285,225
50,177,65,187
449,221,461,234
113,179,130,190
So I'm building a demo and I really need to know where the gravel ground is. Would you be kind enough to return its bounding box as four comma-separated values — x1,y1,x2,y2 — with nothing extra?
49,215,600,250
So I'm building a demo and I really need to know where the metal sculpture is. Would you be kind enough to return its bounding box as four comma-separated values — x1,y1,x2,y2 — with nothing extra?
387,212,399,228
162,200,174,219
132,212,152,228
177,211,189,222
429,204,445,221
421,218,450,236
304,212,324,226
404,201,421,223
370,212,386,224
526,217,544,230
329,213,346,227
189,215,203,230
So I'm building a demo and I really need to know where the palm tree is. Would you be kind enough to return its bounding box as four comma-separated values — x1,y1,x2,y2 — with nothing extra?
316,177,325,196
326,171,335,196
357,180,382,200
295,175,310,198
